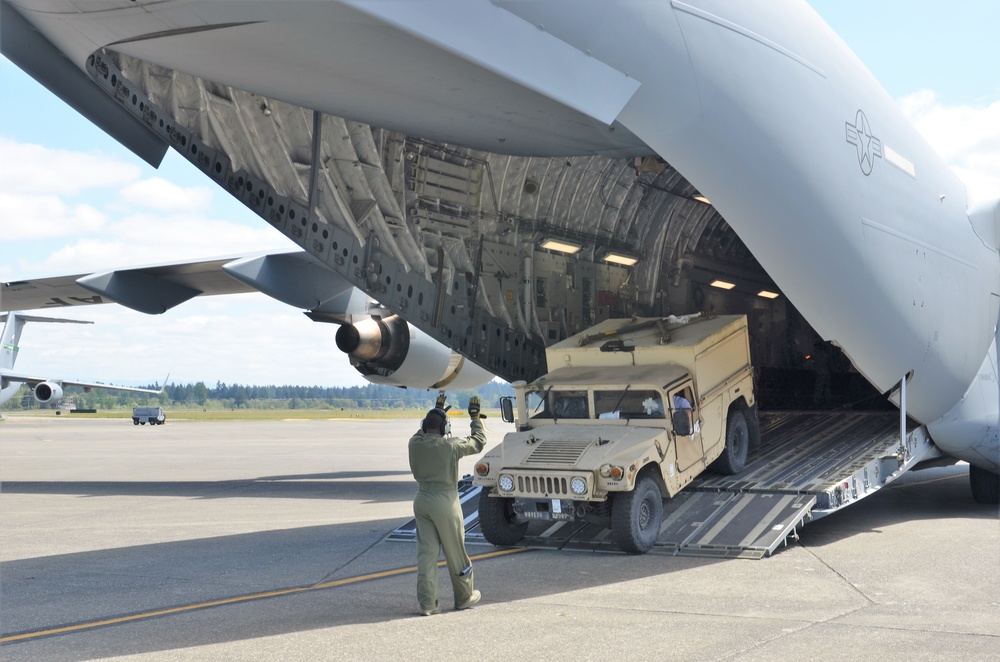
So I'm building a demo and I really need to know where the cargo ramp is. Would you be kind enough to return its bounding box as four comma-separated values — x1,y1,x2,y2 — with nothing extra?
388,412,939,558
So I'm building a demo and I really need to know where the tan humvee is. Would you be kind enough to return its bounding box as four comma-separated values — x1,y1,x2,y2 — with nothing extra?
474,314,758,553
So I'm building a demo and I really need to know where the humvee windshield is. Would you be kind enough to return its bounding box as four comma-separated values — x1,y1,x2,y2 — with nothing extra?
529,389,588,419
595,389,664,419
528,388,665,420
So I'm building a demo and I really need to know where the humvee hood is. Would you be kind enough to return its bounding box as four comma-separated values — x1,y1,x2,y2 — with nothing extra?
496,424,663,469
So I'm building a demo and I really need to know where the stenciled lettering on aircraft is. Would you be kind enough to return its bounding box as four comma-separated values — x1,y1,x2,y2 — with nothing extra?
845,110,883,176
44,296,105,307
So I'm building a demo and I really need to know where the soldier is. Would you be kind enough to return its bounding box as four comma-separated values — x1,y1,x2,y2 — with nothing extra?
408,394,487,616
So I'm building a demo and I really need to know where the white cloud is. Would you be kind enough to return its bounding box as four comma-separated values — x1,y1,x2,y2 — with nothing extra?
0,136,141,196
0,137,295,270
0,192,109,239
106,211,293,256
17,218,296,278
116,177,214,212
16,238,148,276
900,90,1000,206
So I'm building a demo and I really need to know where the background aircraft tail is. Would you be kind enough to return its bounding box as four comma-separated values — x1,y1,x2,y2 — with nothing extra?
1,312,93,371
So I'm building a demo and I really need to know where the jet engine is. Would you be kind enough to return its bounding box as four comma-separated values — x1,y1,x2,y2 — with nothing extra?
34,381,64,403
221,252,494,390
335,315,493,390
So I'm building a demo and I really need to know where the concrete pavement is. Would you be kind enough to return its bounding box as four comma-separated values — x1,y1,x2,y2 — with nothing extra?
1,414,997,661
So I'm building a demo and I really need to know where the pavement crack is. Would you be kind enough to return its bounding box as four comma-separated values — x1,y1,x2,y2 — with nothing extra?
800,542,877,605
311,531,388,586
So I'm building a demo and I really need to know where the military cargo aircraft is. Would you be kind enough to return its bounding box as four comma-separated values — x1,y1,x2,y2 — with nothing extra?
1,0,996,512
0,311,163,408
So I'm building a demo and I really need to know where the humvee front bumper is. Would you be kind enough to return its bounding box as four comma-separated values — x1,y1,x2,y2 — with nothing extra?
513,497,583,521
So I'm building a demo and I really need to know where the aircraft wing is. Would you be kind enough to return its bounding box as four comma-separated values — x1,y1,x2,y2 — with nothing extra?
0,250,373,319
2,250,490,390
0,370,165,394
1,257,259,314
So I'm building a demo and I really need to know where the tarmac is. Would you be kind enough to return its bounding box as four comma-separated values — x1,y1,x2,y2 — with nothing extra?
0,414,997,661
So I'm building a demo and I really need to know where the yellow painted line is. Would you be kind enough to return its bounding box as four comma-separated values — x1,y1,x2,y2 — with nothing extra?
0,547,528,644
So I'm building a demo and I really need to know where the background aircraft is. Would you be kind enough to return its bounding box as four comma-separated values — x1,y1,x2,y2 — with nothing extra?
0,311,164,408
0,0,996,503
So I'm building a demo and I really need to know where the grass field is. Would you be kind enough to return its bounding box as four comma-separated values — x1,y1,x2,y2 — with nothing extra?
1,408,495,422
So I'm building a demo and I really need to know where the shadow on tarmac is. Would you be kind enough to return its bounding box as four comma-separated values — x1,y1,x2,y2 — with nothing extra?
0,470,415,501
0,516,726,660
2,465,995,660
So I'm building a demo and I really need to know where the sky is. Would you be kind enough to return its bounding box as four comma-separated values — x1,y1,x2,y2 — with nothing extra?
1,0,998,388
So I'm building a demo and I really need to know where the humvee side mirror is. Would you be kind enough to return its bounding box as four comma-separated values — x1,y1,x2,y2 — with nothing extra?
500,396,515,423
672,409,692,436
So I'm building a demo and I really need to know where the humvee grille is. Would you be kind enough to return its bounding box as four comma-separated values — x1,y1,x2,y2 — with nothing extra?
524,440,593,466
517,475,569,496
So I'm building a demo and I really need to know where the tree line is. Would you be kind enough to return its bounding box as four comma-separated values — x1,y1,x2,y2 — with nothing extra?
5,380,515,411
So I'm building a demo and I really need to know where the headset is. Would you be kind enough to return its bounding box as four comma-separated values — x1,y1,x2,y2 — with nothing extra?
421,407,451,435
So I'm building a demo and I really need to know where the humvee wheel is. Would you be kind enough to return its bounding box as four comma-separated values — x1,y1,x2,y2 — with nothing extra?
612,475,663,554
970,464,999,504
711,409,749,475
478,487,528,546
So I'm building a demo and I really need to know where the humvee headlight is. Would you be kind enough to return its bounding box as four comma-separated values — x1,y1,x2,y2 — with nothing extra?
570,477,587,495
600,465,625,480
475,462,490,477
498,474,515,492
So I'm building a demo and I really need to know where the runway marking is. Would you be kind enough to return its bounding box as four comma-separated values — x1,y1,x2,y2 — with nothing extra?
0,547,528,644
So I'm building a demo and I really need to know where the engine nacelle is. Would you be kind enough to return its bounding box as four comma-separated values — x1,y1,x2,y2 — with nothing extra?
336,315,493,390
34,381,64,403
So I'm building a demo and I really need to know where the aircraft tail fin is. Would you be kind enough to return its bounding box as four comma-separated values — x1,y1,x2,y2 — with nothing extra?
1,312,26,370
0,312,93,370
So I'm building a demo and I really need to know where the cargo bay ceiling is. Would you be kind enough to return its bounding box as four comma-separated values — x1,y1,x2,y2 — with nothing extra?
85,50,783,383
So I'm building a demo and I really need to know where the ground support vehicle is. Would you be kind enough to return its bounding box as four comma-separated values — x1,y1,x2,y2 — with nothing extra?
132,406,166,425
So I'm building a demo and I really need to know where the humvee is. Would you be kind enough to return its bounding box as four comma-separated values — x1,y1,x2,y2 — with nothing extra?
473,314,758,553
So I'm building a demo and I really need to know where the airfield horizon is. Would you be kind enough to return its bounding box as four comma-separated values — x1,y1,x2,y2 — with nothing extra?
0,408,497,422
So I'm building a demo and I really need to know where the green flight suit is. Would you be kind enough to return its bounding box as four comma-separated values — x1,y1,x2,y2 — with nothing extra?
408,416,486,612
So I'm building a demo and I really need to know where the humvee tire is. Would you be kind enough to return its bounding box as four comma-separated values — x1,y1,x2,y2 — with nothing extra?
710,409,748,475
478,487,528,546
611,475,663,554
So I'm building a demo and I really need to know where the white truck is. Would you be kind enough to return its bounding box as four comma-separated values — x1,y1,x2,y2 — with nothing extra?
132,406,166,426
473,314,759,553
